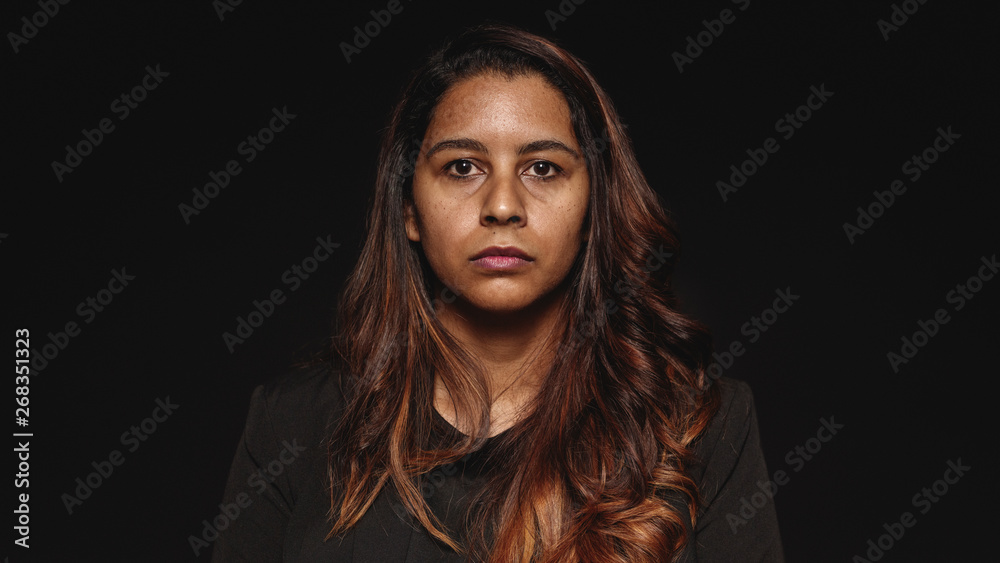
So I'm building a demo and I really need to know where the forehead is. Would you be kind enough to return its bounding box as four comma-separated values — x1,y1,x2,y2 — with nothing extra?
424,72,577,145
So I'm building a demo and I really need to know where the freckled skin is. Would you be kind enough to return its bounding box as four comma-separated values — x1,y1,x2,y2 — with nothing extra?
405,73,590,315
404,73,591,435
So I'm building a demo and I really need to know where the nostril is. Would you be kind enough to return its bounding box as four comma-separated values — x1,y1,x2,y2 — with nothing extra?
484,215,521,225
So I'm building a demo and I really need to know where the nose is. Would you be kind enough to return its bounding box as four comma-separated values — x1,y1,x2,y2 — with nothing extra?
480,171,526,227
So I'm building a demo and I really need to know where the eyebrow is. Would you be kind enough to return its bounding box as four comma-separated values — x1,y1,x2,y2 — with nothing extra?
423,137,580,160
518,139,580,159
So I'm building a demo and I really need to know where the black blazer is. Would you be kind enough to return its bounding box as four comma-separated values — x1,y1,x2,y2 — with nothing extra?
208,365,784,562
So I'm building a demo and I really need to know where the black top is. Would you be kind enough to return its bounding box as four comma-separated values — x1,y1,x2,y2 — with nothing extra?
211,366,784,562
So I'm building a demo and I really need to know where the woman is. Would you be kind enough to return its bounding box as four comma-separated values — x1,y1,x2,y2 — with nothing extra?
212,24,783,562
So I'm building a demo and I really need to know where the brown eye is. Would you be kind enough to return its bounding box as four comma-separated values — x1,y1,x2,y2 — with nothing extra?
448,160,476,176
526,161,560,179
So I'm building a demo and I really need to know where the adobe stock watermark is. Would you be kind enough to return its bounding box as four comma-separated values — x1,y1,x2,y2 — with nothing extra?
672,0,752,74
842,126,959,244
7,0,71,54
877,0,931,41
851,458,970,562
717,84,834,202
340,0,412,63
29,267,136,374
178,106,297,224
886,253,995,373
13,439,30,548
543,0,587,31
212,0,244,21
188,439,306,556
727,416,843,533
61,397,179,514
678,287,801,400
222,235,340,353
50,64,169,183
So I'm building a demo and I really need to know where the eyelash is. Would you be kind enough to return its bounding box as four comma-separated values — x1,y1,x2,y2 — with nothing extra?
443,159,564,181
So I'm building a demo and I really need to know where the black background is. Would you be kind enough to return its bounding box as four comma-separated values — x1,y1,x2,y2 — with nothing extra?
5,0,997,561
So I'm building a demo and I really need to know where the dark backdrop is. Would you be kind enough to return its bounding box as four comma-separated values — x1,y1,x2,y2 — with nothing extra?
5,0,996,561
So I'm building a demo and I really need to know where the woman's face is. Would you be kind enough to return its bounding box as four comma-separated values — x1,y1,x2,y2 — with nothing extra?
406,72,590,315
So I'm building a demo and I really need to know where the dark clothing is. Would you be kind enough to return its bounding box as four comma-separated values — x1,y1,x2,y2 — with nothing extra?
211,366,784,562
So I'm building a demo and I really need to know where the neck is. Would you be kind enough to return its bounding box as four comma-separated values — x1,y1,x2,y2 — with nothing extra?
432,283,569,437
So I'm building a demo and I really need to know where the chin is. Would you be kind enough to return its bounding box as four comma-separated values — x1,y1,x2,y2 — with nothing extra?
462,287,563,317
466,295,536,315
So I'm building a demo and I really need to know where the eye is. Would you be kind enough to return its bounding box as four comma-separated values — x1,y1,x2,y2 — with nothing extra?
524,161,562,180
445,159,482,178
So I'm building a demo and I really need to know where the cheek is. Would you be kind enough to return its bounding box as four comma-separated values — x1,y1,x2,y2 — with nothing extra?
419,197,468,240
538,205,588,269
552,199,588,246
413,199,471,273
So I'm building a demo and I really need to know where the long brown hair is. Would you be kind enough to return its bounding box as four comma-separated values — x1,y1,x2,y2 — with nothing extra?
326,24,721,562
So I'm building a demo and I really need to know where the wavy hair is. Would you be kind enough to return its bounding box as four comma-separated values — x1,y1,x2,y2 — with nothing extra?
326,24,721,562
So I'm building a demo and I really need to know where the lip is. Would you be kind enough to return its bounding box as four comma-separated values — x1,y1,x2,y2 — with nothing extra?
470,246,533,270
471,246,533,260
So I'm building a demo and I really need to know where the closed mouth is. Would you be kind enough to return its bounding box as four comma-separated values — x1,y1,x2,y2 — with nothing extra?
471,246,533,261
